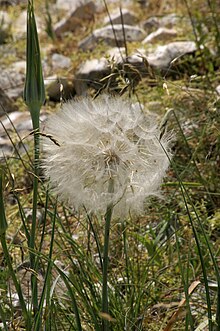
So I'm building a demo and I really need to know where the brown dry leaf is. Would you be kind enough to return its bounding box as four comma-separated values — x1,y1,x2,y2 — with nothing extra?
163,280,201,331
99,312,116,322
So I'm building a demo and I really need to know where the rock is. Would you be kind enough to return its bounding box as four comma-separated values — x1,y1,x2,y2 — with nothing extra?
142,13,190,32
0,111,47,136
142,27,177,44
54,1,96,37
0,10,12,44
74,48,149,95
216,85,220,95
74,58,110,95
56,0,78,11
146,41,197,69
142,16,159,33
0,87,18,115
103,8,137,26
0,110,48,160
79,24,145,51
0,137,14,159
45,75,75,101
160,13,189,28
51,53,72,69
13,10,42,38
0,66,25,100
11,61,26,73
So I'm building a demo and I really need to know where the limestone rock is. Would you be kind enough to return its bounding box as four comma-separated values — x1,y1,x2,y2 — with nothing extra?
146,41,197,69
0,10,12,44
0,87,18,116
142,27,177,44
143,13,190,33
51,53,72,69
54,1,96,37
13,10,43,38
0,66,25,100
74,58,110,95
56,0,78,11
79,24,145,51
103,8,137,26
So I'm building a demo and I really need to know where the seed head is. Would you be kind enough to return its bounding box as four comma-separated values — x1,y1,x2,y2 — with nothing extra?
43,94,172,216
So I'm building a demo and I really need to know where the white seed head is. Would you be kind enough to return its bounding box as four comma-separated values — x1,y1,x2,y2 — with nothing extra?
42,94,172,217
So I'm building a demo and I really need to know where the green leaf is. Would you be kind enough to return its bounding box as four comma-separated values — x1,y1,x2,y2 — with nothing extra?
0,166,7,236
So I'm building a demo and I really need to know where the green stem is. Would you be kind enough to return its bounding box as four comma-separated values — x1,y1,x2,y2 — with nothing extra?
29,114,40,312
102,178,114,331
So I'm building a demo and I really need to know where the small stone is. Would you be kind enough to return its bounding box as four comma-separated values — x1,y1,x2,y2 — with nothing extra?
74,58,109,95
0,66,25,100
54,1,96,37
0,87,18,116
216,85,220,95
0,10,11,44
142,27,177,44
13,10,42,38
79,24,145,51
51,53,71,69
142,16,159,33
103,8,137,26
146,41,197,69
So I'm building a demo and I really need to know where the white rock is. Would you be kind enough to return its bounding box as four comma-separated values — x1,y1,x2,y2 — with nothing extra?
103,8,137,26
74,58,109,95
0,10,11,29
216,85,220,95
79,24,145,51
142,27,177,44
0,67,25,100
54,1,96,37
13,10,42,38
51,53,71,69
146,41,197,69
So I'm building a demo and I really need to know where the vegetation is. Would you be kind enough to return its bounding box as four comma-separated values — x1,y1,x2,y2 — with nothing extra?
0,0,220,330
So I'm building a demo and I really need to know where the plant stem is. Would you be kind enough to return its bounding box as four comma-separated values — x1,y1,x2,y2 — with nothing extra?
29,114,40,313
102,178,114,331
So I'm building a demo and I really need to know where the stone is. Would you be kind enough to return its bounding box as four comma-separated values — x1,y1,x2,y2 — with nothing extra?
45,76,75,102
146,41,197,69
56,0,78,11
0,66,25,100
51,53,72,69
13,10,42,38
0,10,12,44
79,24,145,51
160,13,189,28
142,16,159,33
74,48,150,95
0,137,14,159
216,85,220,95
74,58,110,95
103,8,137,26
54,1,96,37
0,110,47,136
0,87,18,115
142,13,190,32
142,27,177,44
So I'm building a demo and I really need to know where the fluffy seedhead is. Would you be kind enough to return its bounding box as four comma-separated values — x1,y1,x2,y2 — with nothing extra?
43,94,172,217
